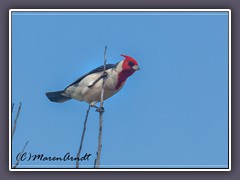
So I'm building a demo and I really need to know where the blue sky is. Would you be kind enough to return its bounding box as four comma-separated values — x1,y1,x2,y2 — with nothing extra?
11,11,229,168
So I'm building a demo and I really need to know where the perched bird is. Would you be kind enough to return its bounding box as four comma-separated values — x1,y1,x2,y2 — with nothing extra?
45,54,140,108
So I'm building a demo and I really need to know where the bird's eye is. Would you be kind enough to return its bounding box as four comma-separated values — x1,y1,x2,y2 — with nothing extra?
128,61,135,66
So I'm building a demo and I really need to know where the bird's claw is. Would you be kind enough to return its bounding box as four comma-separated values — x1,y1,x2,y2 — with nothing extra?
96,107,105,113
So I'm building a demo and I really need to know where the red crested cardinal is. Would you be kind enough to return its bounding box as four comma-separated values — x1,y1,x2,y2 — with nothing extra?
45,54,140,110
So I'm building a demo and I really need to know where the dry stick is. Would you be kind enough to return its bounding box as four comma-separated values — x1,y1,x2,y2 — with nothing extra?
12,102,22,138
76,104,91,168
11,102,29,168
13,141,29,168
11,103,15,114
94,46,107,168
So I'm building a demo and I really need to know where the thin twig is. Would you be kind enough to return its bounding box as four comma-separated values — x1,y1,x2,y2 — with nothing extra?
76,105,91,168
12,103,15,114
12,102,22,138
94,46,107,168
13,141,29,168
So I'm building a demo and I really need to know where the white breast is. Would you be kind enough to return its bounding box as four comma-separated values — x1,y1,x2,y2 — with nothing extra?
65,68,124,105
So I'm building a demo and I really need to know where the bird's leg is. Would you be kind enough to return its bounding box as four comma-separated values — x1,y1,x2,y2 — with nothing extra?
90,104,105,113
88,72,108,88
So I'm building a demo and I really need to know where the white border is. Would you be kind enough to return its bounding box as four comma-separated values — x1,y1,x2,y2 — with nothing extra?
9,9,231,172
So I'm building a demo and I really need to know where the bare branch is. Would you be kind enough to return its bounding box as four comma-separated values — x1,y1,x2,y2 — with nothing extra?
12,102,22,138
94,46,107,168
76,105,91,168
13,141,29,168
11,103,15,113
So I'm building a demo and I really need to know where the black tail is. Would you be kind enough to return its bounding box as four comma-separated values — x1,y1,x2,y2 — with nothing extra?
45,90,71,103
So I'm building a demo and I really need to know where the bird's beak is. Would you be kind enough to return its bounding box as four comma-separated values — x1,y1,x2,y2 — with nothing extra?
132,65,140,71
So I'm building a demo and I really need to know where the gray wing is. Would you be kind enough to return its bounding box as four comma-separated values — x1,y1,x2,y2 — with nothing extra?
65,64,116,89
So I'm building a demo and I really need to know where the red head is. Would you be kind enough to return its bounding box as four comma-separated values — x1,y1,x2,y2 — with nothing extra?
115,54,140,90
121,54,140,71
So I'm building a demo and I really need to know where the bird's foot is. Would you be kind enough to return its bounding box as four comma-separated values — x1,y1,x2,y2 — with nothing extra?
90,104,105,113
96,107,105,113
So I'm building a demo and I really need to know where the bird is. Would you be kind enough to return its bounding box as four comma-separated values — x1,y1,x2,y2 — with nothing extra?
45,54,140,110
